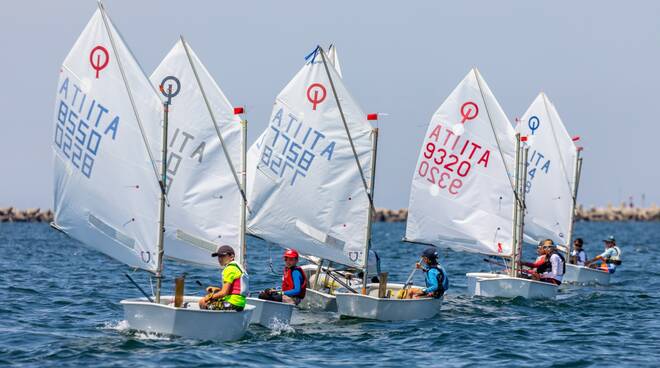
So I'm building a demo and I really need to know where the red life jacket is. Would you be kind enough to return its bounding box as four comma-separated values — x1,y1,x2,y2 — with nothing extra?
226,262,248,297
282,265,307,298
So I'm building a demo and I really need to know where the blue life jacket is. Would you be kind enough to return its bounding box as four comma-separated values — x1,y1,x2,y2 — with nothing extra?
425,265,449,298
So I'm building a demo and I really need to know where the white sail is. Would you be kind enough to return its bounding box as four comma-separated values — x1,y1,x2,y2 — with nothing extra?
517,93,577,245
405,69,517,256
52,7,162,271
327,44,343,78
246,45,343,200
246,48,373,268
149,39,242,267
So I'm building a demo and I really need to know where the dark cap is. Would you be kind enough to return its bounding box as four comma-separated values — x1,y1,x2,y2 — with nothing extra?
211,245,235,257
603,235,616,243
574,238,584,246
422,247,438,260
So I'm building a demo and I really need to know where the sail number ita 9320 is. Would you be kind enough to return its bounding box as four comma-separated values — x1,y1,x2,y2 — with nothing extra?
417,142,472,195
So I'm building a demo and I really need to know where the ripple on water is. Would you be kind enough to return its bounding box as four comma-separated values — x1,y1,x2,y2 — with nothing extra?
0,222,659,367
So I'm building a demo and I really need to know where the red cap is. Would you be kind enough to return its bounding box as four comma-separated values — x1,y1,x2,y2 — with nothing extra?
520,136,528,142
233,106,245,115
367,113,378,121
572,136,581,141
284,249,299,259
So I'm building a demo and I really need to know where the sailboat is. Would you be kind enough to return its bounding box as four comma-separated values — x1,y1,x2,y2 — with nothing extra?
519,94,607,285
405,68,558,299
268,43,350,312
146,37,294,328
246,45,400,316
52,2,253,341
262,44,378,312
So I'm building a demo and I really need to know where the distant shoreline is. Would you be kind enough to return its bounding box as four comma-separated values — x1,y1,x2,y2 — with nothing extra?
2,204,659,223
374,204,660,222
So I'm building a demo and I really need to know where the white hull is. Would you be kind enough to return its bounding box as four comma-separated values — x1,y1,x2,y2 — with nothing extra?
121,296,253,341
246,297,294,328
466,272,557,299
335,283,442,321
300,264,361,312
563,264,611,285
297,288,337,311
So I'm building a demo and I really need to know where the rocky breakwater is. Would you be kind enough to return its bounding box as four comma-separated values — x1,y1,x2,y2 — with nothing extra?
373,208,408,222
0,207,54,223
374,205,660,222
2,204,658,223
575,204,660,221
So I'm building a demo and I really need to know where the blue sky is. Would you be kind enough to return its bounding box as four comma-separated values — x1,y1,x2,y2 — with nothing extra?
1,0,658,209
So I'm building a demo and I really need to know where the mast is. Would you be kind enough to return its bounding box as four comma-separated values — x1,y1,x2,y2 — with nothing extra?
362,128,379,293
318,46,376,282
473,69,521,270
240,115,248,267
517,145,529,276
510,134,521,277
155,88,171,303
511,135,528,277
565,150,583,260
98,1,168,291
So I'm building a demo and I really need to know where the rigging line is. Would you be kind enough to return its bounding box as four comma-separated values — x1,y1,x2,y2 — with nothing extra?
541,93,575,201
473,68,522,208
318,46,375,212
179,36,249,208
97,1,162,188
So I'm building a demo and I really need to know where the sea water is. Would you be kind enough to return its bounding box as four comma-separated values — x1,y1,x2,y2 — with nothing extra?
1,221,658,367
